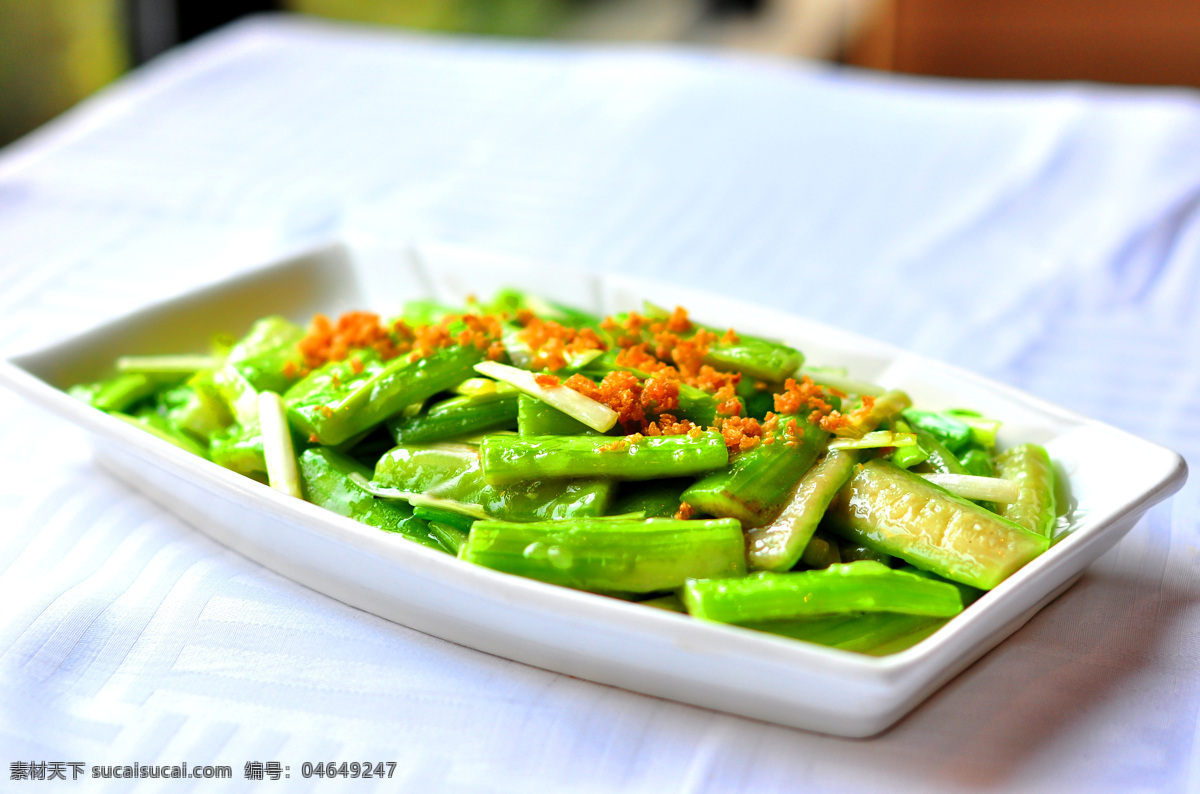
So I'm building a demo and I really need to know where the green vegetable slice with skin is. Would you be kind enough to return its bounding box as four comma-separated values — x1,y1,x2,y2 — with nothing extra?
160,372,234,442
461,518,746,594
223,316,306,394
902,410,973,454
995,443,1057,537
739,390,911,568
479,432,729,484
427,521,469,555
209,424,266,479
681,414,828,528
682,562,963,624
745,448,859,571
959,447,994,477
823,459,1050,590
70,372,181,413
609,479,690,518
297,447,449,553
413,506,475,532
287,344,484,445
640,302,805,382
889,420,930,469
911,426,967,475
387,388,519,444
375,442,614,521
946,409,1001,449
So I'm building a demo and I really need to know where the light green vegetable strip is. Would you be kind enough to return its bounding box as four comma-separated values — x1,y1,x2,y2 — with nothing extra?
375,442,614,521
682,562,963,624
258,392,302,498
474,361,618,433
828,430,917,451
917,473,1019,503
116,355,221,375
738,389,909,561
479,432,728,484
824,459,1050,590
995,443,1057,537
745,449,858,571
297,448,448,553
891,446,929,469
461,517,746,594
70,372,172,413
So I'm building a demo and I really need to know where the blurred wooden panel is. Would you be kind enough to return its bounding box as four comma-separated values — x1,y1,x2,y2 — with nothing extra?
849,0,1200,88
0,0,129,145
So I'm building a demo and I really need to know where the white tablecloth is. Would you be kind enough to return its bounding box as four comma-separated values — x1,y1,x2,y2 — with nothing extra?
1,15,1198,792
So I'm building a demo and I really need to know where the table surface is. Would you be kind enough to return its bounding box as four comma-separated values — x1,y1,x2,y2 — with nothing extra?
1,15,1198,793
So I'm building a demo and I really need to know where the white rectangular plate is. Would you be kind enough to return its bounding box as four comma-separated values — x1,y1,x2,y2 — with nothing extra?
0,238,1187,737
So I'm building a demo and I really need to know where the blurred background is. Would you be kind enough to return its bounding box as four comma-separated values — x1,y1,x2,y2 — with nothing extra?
3,0,1200,147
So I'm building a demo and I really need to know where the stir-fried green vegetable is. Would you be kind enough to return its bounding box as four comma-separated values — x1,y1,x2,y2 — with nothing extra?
68,289,1061,656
